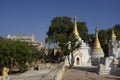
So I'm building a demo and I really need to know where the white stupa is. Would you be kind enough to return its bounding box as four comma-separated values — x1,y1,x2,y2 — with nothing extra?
65,16,91,67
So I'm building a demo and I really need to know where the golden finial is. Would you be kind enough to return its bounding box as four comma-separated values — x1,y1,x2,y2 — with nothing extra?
112,29,116,38
93,27,102,50
73,16,80,39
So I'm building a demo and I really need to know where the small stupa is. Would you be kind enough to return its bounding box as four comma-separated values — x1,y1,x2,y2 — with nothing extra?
92,27,104,64
111,29,116,41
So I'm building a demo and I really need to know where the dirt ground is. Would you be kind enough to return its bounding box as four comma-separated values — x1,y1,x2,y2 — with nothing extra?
62,67,120,80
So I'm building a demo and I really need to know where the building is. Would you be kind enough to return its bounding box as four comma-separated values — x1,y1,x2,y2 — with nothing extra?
7,34,35,42
91,28,104,65
7,34,44,51
108,29,120,58
98,29,120,75
65,17,91,67
107,29,120,75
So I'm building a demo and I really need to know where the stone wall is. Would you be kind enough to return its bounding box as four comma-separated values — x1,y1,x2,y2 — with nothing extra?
6,62,65,80
41,62,65,80
98,69,110,75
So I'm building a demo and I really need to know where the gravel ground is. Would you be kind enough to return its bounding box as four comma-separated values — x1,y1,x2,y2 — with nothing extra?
62,67,120,80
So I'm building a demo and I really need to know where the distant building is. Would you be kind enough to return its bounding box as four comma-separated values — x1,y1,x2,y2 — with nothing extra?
32,41,44,51
108,29,120,58
7,34,44,51
7,34,35,42
108,29,120,75
96,29,120,75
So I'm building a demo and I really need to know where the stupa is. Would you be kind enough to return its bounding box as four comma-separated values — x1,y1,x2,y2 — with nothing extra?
91,28,104,65
65,16,91,67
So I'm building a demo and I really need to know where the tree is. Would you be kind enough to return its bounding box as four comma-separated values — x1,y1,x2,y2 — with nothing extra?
0,38,33,72
77,22,89,42
113,24,120,40
0,38,12,68
68,34,81,67
98,29,109,57
45,16,73,44
58,33,81,67
88,34,94,46
46,16,89,44
15,41,32,71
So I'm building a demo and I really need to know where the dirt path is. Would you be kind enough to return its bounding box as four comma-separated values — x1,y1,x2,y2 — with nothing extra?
62,67,120,80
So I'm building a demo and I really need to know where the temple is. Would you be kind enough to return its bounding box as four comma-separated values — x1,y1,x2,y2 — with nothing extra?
65,16,91,66
91,27,104,65
98,29,120,75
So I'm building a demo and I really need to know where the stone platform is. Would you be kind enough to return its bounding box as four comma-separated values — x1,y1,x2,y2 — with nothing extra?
62,66,120,80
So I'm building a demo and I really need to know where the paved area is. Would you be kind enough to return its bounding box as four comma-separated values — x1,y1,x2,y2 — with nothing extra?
9,69,50,80
62,67,120,80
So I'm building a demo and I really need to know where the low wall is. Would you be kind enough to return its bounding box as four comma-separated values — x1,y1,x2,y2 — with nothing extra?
98,69,110,75
41,62,65,80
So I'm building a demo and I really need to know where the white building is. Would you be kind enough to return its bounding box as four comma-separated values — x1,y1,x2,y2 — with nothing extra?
107,29,120,75
108,29,120,58
65,17,91,67
98,29,120,75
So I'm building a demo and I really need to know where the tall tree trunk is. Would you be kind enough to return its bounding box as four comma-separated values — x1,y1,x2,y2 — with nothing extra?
67,55,71,67
71,52,74,67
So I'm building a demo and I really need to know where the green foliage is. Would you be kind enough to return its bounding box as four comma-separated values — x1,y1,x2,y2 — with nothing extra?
0,38,33,71
77,22,89,42
46,16,88,49
46,16,89,44
98,29,109,56
68,33,81,67
106,28,112,40
113,24,120,40
15,41,32,71
46,16,73,44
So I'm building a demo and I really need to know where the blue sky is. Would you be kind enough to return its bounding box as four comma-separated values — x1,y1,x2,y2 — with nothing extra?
0,0,120,44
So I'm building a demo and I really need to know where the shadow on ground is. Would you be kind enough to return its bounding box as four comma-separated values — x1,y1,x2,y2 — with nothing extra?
105,77,120,80
71,66,98,73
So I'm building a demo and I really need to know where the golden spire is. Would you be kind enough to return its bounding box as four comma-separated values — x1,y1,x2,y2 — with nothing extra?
73,16,80,39
112,29,116,38
93,27,102,50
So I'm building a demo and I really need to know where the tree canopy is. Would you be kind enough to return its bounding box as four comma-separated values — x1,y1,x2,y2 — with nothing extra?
0,38,32,71
46,16,73,44
45,16,89,45
113,24,120,40
98,29,108,56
